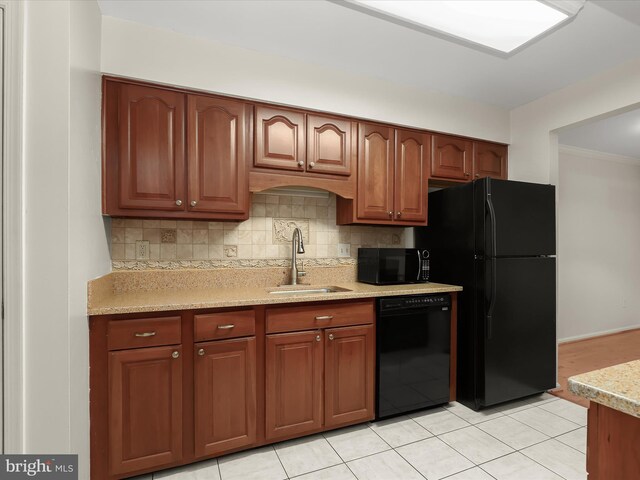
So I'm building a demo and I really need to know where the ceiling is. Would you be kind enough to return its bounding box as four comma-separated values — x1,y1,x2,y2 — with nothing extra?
558,108,640,159
97,0,640,109
97,0,640,159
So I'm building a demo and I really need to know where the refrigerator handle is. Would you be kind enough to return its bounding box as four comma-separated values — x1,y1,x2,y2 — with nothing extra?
486,193,497,340
487,257,496,340
486,193,497,258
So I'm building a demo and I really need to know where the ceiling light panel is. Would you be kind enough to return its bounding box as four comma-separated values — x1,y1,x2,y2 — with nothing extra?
350,0,572,53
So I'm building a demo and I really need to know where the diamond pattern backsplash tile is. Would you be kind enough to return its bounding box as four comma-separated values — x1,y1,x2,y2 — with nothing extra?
110,192,408,262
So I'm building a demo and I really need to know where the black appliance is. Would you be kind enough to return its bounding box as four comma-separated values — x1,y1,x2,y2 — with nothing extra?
376,294,451,420
415,178,556,411
358,248,430,285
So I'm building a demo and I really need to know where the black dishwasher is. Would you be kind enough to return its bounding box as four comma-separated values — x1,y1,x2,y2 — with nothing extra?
376,294,451,420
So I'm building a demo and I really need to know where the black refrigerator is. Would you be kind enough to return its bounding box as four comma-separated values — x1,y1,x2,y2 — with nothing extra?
415,178,556,411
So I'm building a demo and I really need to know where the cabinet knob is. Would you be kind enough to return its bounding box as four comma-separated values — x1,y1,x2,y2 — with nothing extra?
298,161,304,167
308,162,315,168
396,212,401,217
175,199,183,206
388,211,393,218
475,174,480,177
172,351,180,359
190,200,197,207
328,333,334,341
197,348,205,356
315,335,321,342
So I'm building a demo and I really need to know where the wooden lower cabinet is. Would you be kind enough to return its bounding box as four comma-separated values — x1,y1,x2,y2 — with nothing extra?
265,324,375,440
265,330,324,441
194,337,257,457
324,325,375,428
108,345,183,476
586,402,640,480
91,300,378,479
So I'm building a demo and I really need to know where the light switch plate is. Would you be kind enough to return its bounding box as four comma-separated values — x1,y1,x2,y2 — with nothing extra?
338,243,351,257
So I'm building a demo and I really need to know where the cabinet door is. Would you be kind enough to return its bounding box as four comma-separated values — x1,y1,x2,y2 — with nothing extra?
306,114,354,176
117,84,186,211
194,337,256,457
255,106,306,171
473,141,508,180
187,95,250,214
395,129,429,223
324,325,375,428
265,330,323,440
357,123,395,220
431,134,472,181
109,346,182,476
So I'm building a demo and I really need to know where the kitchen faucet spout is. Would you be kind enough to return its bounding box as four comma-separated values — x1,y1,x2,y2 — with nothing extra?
290,228,305,285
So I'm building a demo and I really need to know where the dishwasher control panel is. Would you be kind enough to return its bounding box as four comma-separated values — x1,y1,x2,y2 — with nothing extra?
379,294,450,312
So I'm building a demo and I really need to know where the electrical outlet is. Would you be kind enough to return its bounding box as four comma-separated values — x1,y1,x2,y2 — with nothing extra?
135,240,150,260
338,243,351,257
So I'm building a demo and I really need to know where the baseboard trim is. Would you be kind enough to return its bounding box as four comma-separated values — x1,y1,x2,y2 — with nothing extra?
559,324,640,344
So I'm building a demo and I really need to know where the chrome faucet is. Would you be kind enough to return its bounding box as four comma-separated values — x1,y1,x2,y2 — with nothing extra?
289,227,306,285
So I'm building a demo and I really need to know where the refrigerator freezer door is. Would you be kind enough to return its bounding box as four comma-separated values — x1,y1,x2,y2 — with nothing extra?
477,256,556,407
476,178,556,258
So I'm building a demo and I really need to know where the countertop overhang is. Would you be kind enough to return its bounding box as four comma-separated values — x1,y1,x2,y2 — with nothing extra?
568,359,640,418
88,281,462,316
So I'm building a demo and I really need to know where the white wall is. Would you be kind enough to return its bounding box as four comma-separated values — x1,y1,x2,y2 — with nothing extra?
509,59,640,184
69,1,110,476
24,0,72,453
101,17,510,144
557,146,640,341
22,1,109,476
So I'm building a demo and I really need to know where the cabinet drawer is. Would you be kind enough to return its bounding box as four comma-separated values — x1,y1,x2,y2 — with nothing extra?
194,310,256,342
266,301,374,334
108,316,181,351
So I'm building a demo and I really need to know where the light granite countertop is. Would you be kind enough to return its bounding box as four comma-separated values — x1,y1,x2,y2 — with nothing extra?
568,360,640,418
88,270,462,316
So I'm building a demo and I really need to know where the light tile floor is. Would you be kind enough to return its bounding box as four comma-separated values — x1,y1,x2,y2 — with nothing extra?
141,393,587,480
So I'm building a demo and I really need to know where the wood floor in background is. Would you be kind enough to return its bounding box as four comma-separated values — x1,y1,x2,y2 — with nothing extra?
555,328,640,407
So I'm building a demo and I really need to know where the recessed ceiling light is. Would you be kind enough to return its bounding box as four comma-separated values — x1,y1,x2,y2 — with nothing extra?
343,0,585,54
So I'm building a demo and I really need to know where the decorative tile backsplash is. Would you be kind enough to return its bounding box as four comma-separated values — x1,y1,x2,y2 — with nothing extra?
110,192,409,265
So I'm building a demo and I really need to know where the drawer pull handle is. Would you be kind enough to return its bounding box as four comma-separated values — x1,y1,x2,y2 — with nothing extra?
134,332,156,338
315,335,321,342
328,333,334,340
198,348,205,356
315,315,334,321
172,351,180,359
217,324,235,330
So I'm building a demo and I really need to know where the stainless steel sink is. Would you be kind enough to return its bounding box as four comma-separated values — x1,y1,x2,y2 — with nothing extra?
267,286,352,295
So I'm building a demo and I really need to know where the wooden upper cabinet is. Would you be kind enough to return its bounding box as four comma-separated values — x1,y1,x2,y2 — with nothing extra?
306,114,354,176
115,83,186,211
473,141,508,180
187,95,250,214
395,129,430,223
103,79,250,219
357,123,395,221
324,325,375,428
194,337,257,458
431,134,473,181
255,106,306,172
108,345,182,476
265,330,323,441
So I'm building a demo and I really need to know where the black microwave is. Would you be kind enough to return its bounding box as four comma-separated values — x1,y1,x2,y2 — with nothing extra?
357,248,430,285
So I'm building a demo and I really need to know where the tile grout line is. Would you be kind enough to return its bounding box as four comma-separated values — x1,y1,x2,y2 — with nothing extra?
270,444,292,480
320,431,361,480
517,440,584,480
363,424,428,480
